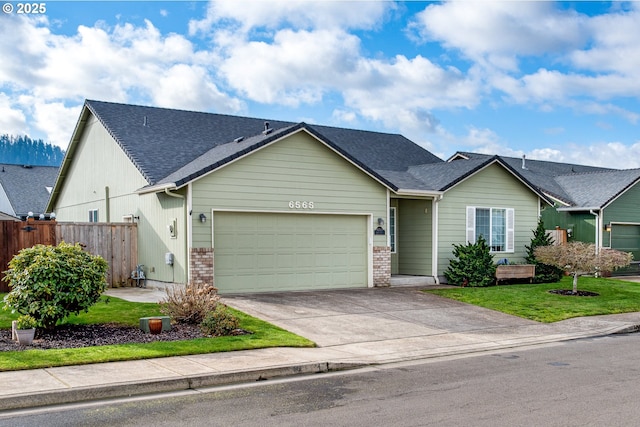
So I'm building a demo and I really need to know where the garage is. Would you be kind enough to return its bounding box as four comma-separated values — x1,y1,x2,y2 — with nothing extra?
213,211,369,293
610,224,640,259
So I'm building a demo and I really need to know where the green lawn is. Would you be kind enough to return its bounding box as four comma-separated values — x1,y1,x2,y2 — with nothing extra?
425,276,640,323
0,295,314,371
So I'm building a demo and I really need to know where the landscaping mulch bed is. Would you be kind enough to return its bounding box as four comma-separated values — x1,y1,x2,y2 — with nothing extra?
0,323,206,352
548,289,600,297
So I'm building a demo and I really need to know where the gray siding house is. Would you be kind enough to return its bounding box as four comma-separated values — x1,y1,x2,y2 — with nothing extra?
0,164,58,220
48,100,551,292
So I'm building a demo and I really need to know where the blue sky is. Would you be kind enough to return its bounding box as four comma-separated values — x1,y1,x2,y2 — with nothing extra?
1,1,639,168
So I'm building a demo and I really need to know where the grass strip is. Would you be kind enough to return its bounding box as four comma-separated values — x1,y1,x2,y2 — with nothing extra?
0,295,314,371
425,276,640,323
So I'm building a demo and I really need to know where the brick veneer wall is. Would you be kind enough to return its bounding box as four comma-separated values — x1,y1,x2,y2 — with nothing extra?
190,248,214,286
373,246,391,287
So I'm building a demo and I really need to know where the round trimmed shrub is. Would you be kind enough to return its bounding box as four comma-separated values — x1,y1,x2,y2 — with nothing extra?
200,304,239,337
2,242,108,330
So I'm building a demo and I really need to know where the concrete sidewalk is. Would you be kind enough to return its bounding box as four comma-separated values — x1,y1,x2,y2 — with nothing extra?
1,286,639,412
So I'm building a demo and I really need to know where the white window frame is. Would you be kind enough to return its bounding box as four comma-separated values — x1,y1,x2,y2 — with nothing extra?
89,209,99,223
466,206,514,253
389,207,397,253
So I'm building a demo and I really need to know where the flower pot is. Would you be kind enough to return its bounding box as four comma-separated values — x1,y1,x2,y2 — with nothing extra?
148,318,163,335
16,328,36,346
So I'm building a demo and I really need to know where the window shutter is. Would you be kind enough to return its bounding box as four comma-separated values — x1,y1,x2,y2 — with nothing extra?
506,208,515,252
466,206,476,244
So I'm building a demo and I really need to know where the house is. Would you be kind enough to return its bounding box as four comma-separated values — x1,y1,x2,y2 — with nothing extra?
449,152,640,263
48,100,552,292
0,211,19,221
0,164,58,220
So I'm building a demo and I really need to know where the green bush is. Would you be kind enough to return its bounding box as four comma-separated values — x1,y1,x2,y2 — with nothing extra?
16,314,37,329
525,219,564,283
444,235,496,287
200,304,240,337
160,282,220,324
2,242,108,330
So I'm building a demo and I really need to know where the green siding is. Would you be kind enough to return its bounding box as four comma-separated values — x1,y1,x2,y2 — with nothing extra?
51,115,187,283
396,198,432,275
437,164,539,278
191,131,388,248
602,182,640,257
541,208,595,244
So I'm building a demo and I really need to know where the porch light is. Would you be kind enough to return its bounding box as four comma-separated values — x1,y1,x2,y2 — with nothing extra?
199,213,207,223
377,217,384,226
604,223,611,232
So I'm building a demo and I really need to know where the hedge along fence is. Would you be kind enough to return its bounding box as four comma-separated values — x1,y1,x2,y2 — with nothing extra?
0,221,137,291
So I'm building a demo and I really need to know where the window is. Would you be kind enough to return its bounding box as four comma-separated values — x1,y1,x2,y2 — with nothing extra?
389,207,397,253
89,209,98,223
466,207,514,252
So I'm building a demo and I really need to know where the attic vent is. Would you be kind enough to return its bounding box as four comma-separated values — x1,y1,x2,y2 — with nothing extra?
234,136,245,143
262,121,272,135
22,165,32,169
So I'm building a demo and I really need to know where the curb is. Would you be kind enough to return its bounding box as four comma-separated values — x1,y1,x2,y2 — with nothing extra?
0,362,365,412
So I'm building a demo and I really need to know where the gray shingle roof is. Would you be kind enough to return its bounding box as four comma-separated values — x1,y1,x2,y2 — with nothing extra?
0,164,58,217
450,152,640,208
85,100,444,191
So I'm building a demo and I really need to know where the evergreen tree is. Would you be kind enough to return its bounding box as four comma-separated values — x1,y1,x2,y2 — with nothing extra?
525,219,564,283
0,134,64,166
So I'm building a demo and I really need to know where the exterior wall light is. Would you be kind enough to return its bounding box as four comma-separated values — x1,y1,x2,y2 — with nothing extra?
199,213,207,223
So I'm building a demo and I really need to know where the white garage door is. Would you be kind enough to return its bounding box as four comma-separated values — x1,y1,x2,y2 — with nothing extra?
213,212,368,293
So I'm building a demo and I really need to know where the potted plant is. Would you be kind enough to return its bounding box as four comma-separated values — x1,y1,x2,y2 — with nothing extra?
15,314,37,346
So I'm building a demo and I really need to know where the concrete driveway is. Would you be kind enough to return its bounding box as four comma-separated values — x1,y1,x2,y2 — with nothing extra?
223,286,536,348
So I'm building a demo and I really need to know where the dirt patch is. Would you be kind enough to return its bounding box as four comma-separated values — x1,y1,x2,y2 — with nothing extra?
548,289,600,297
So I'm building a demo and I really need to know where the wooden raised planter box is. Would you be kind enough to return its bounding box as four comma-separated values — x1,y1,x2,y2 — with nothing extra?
495,264,536,284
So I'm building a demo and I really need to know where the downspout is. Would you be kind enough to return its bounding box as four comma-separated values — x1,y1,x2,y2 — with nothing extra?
590,209,600,254
104,186,110,222
164,188,184,199
432,194,443,284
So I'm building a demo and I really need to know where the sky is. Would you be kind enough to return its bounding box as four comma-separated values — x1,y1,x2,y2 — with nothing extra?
1,0,640,168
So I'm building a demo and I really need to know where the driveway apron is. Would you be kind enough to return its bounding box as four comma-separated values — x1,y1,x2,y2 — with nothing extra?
223,287,536,347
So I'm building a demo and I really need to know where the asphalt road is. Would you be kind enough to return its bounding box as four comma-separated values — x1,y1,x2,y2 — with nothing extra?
2,334,639,426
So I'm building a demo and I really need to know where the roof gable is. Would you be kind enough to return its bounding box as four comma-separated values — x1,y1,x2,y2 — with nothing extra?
448,151,640,208
82,100,444,192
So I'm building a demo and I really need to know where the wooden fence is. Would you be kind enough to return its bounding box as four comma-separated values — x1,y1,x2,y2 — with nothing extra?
0,220,137,292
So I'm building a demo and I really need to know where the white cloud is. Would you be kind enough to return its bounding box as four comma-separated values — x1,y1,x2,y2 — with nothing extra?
342,55,479,135
0,94,28,136
152,64,244,112
30,100,81,148
412,1,588,67
219,29,362,106
0,14,243,148
189,0,391,36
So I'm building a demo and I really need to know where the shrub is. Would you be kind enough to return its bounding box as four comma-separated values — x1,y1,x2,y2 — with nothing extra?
525,219,564,283
200,304,239,337
16,314,38,329
444,235,496,287
159,282,220,324
2,242,108,330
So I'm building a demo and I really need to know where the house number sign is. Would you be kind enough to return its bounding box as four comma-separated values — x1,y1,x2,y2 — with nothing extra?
288,201,314,209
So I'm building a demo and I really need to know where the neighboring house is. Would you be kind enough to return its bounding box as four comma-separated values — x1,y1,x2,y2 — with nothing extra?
0,211,19,221
0,163,58,220
48,100,551,292
449,152,640,261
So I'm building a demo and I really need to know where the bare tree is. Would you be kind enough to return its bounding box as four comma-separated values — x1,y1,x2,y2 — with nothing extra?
534,242,633,294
